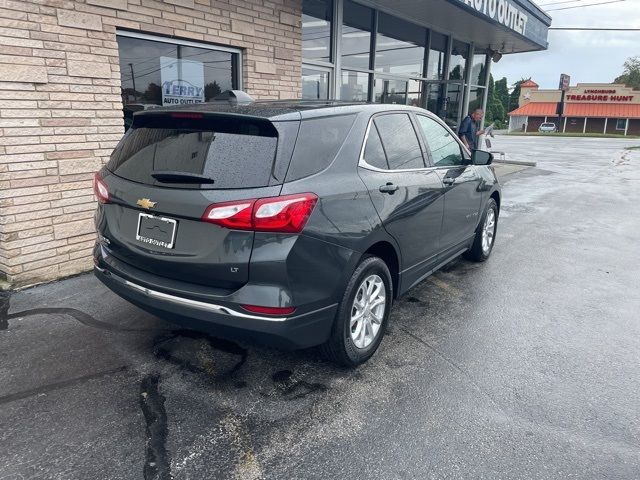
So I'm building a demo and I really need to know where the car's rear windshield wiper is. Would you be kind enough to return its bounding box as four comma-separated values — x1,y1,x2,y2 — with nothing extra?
151,170,215,184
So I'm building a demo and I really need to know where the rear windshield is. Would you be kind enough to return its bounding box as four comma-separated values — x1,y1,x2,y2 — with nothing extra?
107,115,279,189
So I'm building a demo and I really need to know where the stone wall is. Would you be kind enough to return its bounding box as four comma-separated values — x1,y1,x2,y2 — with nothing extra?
0,0,302,287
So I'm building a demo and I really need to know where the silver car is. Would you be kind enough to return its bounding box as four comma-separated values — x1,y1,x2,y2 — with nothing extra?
538,122,558,133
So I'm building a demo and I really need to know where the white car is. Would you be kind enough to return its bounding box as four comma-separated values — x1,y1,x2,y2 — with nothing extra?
538,122,558,133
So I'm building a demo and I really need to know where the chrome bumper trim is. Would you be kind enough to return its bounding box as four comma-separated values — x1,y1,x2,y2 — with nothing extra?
95,266,289,322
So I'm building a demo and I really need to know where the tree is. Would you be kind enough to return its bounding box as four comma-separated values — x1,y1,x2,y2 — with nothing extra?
484,74,506,128
204,81,222,101
510,77,531,111
494,77,510,115
614,56,640,90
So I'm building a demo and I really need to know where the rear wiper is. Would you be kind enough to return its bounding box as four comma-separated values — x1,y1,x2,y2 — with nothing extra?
151,170,215,184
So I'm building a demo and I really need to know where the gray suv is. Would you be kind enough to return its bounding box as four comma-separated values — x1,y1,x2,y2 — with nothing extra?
93,100,500,366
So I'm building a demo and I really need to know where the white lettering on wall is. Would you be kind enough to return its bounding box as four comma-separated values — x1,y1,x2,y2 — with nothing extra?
460,0,528,36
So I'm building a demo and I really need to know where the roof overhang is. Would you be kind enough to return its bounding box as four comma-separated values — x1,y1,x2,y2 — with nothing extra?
359,0,551,53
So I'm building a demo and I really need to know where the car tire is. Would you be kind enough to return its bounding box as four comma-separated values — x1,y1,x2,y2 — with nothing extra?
465,198,498,262
321,255,393,367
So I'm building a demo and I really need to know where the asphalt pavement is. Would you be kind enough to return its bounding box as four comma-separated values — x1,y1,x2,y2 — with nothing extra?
1,136,639,480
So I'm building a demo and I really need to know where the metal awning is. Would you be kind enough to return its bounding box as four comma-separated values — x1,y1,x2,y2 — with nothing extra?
360,0,551,53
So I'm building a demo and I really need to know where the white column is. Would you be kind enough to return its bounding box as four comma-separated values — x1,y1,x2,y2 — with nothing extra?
603,118,608,134
624,118,629,136
563,117,567,133
544,116,547,122
583,117,587,134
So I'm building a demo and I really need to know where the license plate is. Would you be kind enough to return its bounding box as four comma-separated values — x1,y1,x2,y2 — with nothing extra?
136,213,177,249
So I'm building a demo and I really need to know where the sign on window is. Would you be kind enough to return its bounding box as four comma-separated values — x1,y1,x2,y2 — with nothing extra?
160,56,205,106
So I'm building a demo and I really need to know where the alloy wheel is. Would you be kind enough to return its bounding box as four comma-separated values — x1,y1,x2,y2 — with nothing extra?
350,274,386,349
482,207,496,255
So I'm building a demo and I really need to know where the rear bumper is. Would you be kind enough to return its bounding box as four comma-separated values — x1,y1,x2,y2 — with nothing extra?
94,263,337,350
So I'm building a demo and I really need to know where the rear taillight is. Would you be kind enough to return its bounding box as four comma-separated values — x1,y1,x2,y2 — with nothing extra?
93,172,110,204
202,199,255,230
254,194,318,233
202,193,318,233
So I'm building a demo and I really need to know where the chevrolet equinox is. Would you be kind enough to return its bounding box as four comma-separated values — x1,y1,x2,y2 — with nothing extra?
94,100,500,366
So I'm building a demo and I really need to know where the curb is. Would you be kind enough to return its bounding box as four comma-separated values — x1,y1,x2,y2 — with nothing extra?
492,159,537,167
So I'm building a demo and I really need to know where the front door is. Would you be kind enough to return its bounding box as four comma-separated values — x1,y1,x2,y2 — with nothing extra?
357,112,444,286
415,114,483,254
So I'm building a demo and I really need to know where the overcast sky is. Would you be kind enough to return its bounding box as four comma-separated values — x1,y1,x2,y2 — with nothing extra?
492,0,640,89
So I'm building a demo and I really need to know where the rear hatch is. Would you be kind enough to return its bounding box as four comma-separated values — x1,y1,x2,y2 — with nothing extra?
97,111,299,290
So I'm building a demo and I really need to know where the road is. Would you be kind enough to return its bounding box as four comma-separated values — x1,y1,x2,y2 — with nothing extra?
1,136,639,480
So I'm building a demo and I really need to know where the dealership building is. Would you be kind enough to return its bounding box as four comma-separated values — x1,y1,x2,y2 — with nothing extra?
508,80,640,135
0,0,550,286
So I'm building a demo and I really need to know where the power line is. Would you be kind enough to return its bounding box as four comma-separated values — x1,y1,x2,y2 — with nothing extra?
549,27,640,30
545,0,626,11
538,0,584,6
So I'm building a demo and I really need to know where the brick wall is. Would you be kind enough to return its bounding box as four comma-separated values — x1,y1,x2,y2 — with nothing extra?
0,0,302,288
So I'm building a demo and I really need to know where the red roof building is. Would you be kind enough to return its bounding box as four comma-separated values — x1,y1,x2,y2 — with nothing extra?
508,81,640,135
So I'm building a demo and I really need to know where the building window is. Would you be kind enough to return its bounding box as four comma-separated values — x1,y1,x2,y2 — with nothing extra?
470,51,488,86
449,39,469,81
342,0,373,71
444,83,463,129
302,0,333,63
341,70,369,101
302,67,330,99
467,86,484,114
375,13,426,77
374,78,407,104
427,32,447,81
117,32,239,130
616,118,627,131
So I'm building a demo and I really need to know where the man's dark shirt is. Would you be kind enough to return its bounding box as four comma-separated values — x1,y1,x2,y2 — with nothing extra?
458,115,478,149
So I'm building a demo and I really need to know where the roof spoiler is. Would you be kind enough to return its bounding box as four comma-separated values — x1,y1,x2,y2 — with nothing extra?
213,90,255,105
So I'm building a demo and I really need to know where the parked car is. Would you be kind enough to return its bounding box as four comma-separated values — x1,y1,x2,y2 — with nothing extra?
93,100,500,366
538,122,558,133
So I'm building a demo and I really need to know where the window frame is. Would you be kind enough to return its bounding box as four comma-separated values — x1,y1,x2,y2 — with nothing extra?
359,111,429,172
116,29,243,90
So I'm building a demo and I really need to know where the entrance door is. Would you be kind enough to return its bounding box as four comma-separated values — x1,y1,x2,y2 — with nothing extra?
358,112,444,286
414,114,483,254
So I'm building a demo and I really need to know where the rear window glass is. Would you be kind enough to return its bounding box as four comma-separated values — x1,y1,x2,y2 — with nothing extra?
107,118,278,189
286,114,356,181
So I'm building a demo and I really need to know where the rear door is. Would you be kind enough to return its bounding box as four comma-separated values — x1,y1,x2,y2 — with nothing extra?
414,114,483,253
357,112,444,285
97,112,298,290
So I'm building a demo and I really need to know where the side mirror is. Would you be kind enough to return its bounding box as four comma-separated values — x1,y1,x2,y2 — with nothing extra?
471,150,493,166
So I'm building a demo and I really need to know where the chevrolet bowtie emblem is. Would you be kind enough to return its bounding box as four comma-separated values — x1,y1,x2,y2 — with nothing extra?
136,198,157,210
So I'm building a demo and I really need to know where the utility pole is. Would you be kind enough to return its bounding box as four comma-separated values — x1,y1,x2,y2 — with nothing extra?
129,63,137,102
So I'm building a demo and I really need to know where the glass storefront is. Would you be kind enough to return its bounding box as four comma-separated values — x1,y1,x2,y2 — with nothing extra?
375,13,425,77
302,0,332,63
341,70,369,101
341,0,373,71
302,67,330,99
300,0,491,126
117,33,239,130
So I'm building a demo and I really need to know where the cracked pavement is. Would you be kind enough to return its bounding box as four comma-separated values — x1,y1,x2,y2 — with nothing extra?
1,136,639,479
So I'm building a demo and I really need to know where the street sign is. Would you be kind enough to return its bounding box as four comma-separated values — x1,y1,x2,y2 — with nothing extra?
559,73,570,92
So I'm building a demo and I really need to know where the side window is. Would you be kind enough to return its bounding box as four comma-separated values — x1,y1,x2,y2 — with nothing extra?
287,114,356,181
374,114,425,170
363,125,389,169
416,115,464,167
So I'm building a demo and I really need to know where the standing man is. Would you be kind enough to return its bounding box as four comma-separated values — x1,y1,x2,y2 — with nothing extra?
458,108,485,151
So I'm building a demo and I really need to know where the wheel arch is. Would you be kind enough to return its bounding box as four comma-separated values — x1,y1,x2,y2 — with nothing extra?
362,241,400,299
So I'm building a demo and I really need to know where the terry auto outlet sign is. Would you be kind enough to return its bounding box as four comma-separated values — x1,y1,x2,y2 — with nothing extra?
460,0,529,36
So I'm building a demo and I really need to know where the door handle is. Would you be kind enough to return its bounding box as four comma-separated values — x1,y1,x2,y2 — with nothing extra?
442,177,455,186
379,183,399,194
